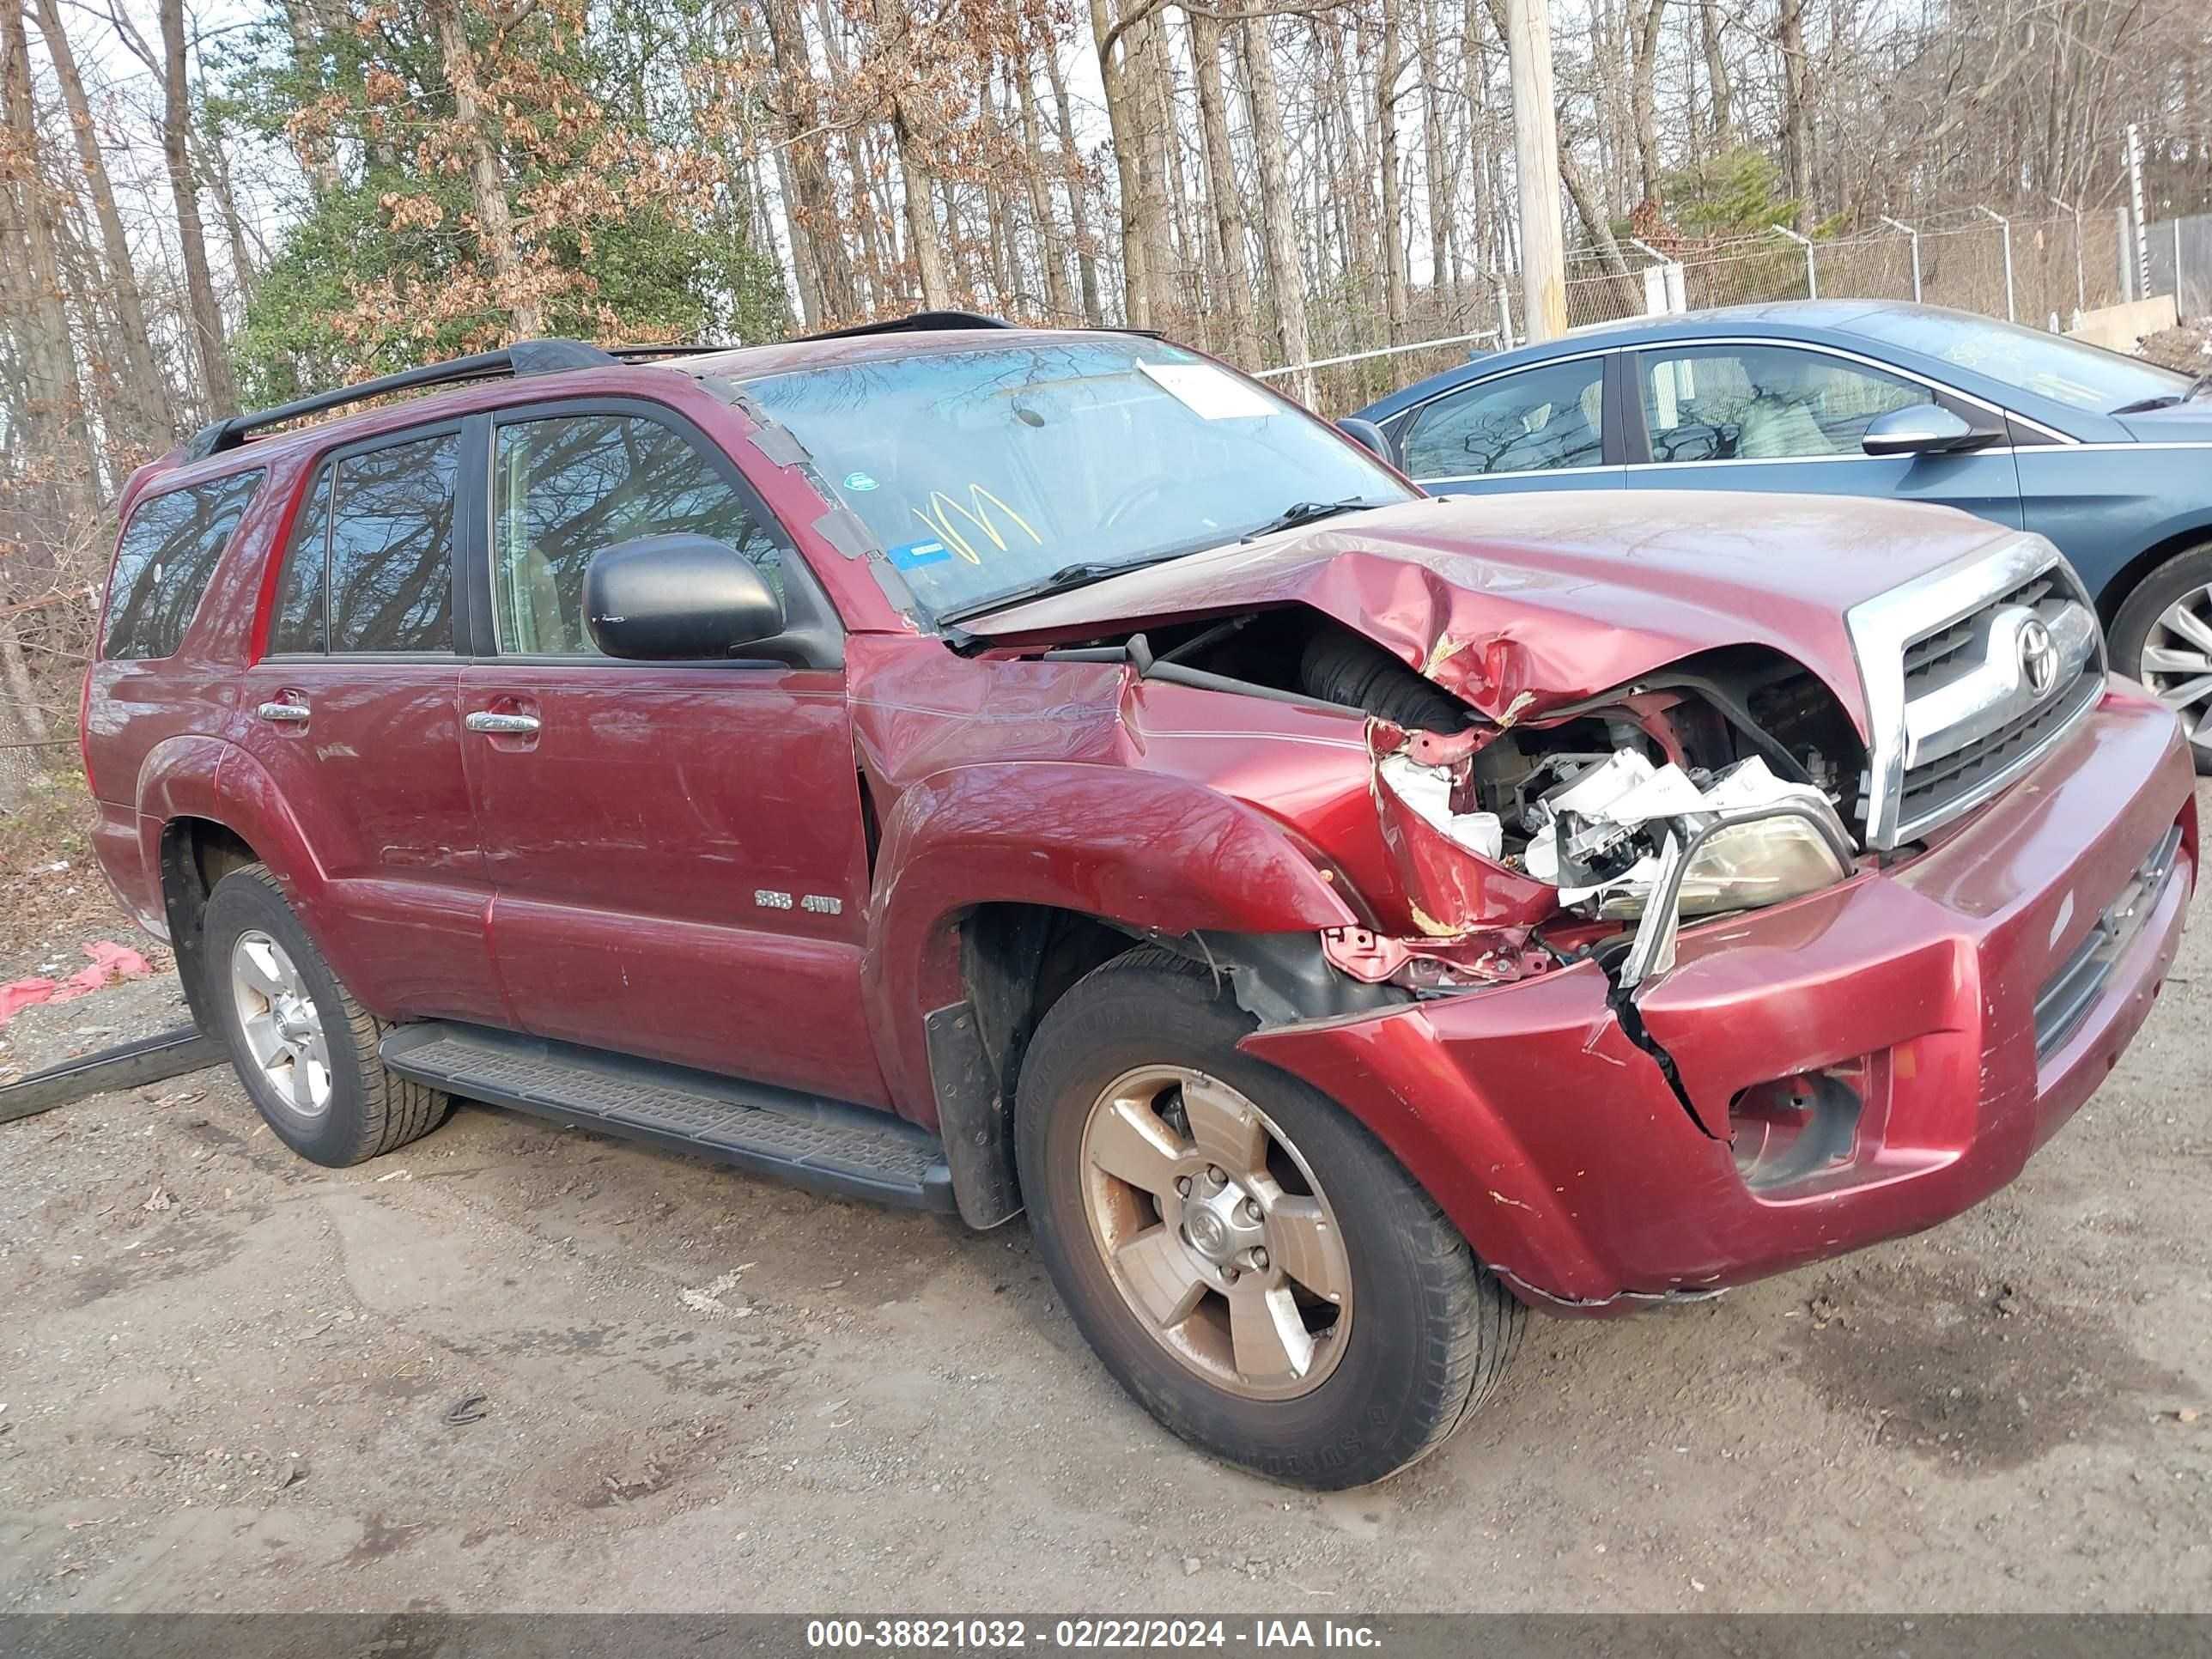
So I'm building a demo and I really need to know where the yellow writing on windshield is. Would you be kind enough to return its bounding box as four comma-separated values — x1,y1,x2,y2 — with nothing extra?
914,485,1042,565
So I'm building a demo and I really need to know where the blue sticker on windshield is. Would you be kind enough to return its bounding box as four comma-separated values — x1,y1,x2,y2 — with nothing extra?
887,538,950,569
843,471,879,492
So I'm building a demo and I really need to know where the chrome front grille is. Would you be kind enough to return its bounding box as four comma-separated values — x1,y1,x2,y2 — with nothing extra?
1849,537,2106,850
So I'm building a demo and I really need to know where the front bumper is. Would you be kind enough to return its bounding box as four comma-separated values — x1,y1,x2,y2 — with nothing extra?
1242,682,2196,1310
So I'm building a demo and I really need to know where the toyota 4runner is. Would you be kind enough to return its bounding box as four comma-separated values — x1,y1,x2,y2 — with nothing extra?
85,313,2196,1489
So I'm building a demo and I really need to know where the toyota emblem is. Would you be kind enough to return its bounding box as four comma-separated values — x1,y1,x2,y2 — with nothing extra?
2019,617,2059,698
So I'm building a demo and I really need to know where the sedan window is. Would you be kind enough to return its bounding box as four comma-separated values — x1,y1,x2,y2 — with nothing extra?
1638,344,1924,463
1839,307,2191,414
1397,359,1607,480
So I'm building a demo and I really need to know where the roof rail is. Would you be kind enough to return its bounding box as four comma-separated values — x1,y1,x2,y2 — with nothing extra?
181,337,653,461
794,310,1015,344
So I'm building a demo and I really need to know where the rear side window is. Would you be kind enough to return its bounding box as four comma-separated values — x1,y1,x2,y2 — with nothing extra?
271,431,459,655
102,470,264,660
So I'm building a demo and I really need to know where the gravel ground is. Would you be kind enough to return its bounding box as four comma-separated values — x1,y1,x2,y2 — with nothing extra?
3,790,2209,1615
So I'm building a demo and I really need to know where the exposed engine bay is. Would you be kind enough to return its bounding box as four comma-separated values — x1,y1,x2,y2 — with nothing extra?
1024,606,1870,990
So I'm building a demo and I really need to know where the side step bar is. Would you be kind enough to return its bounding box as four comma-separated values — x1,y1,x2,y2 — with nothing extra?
380,1022,956,1212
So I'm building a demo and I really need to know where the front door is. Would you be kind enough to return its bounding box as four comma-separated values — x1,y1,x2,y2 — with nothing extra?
1622,341,2025,528
1385,352,1626,498
231,421,502,1024
457,399,889,1108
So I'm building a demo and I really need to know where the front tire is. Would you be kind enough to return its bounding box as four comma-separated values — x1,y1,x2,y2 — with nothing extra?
1015,948,1522,1488
201,866,448,1166
2107,545,2212,775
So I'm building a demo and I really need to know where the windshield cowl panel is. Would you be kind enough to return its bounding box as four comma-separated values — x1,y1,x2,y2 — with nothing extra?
738,337,1413,626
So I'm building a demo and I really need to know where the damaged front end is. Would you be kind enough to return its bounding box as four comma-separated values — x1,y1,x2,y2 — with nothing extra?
1353,644,1866,1000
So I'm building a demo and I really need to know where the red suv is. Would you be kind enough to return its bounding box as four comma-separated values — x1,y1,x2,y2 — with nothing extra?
85,314,2195,1488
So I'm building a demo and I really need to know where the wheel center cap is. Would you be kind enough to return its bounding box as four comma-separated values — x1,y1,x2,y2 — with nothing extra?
1186,1208,1231,1259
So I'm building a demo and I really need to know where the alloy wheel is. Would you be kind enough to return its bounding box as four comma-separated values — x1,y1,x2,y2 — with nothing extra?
2140,585,2212,754
230,929,332,1116
1078,1065,1353,1400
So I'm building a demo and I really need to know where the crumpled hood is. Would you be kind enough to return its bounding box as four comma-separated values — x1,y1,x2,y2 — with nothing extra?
964,490,2026,732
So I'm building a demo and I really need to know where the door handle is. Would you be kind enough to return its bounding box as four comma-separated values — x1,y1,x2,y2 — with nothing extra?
257,702,310,724
465,710,541,736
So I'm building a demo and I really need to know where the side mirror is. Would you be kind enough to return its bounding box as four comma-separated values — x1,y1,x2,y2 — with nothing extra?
1336,416,1393,463
585,533,785,660
1861,404,1994,458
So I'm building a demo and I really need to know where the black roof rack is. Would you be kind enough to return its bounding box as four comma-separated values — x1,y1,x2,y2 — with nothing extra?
180,337,710,461
179,316,1025,462
793,310,1015,344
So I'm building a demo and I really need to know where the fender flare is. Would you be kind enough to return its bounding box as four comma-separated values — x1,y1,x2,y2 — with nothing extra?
862,761,1360,1133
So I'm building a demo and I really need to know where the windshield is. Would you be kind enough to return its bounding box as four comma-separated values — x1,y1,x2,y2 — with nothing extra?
742,337,1411,619
1836,307,2191,414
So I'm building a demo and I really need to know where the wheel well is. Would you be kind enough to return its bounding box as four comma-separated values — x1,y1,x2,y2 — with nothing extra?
962,903,1141,1120
159,817,260,1025
2095,528,2212,630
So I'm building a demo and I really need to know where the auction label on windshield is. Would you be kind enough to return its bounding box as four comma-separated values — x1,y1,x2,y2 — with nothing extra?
1138,362,1281,422
805,1618,1383,1652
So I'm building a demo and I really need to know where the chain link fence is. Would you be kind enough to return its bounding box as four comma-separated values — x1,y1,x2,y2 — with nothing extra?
1274,203,2174,417
2140,210,2212,323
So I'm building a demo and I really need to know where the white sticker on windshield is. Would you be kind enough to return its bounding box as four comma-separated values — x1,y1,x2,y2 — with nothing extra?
1139,362,1279,421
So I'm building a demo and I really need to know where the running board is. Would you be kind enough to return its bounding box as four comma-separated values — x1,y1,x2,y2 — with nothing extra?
380,1022,956,1211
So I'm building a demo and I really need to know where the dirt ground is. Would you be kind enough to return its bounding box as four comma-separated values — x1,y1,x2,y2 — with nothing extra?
3,794,2209,1616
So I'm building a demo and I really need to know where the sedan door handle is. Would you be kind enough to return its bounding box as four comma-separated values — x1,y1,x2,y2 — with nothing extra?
465,710,541,736
256,702,310,724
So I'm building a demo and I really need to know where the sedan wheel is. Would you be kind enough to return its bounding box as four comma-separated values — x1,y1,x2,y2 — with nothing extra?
2139,584,2212,755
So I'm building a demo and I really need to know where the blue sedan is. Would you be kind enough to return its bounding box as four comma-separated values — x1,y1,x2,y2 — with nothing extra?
1351,301,2212,766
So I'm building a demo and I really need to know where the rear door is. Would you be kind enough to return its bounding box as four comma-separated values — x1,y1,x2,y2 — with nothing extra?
231,421,502,1023
1380,350,1626,497
456,398,890,1108
1621,340,2025,528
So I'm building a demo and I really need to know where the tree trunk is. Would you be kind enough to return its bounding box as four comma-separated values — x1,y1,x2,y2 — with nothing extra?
158,0,239,409
1777,0,1811,228
1090,0,1152,325
1042,45,1105,323
761,0,854,324
1237,14,1311,398
1418,0,1455,310
1015,53,1077,321
206,114,260,307
1377,0,1410,345
1630,0,1668,215
1700,0,1732,145
32,0,170,450
1187,9,1260,365
895,109,951,308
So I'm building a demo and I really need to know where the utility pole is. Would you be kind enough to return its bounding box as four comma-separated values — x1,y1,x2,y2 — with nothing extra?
1504,0,1567,341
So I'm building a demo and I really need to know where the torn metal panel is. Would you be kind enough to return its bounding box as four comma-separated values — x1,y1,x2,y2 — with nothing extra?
957,493,2027,730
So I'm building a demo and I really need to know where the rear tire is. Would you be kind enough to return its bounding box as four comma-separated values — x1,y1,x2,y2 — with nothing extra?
2107,545,2212,775
1015,947,1521,1488
201,866,448,1166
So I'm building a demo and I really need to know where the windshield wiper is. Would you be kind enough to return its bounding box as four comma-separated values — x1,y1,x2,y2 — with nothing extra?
1238,496,1384,543
934,553,1189,626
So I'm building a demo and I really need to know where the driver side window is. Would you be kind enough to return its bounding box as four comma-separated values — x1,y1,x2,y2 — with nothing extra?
1397,359,1607,481
491,411,792,656
1638,344,1927,463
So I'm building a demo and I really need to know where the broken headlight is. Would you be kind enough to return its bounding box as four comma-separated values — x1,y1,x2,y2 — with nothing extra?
1525,752,1856,920
1667,811,1855,917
